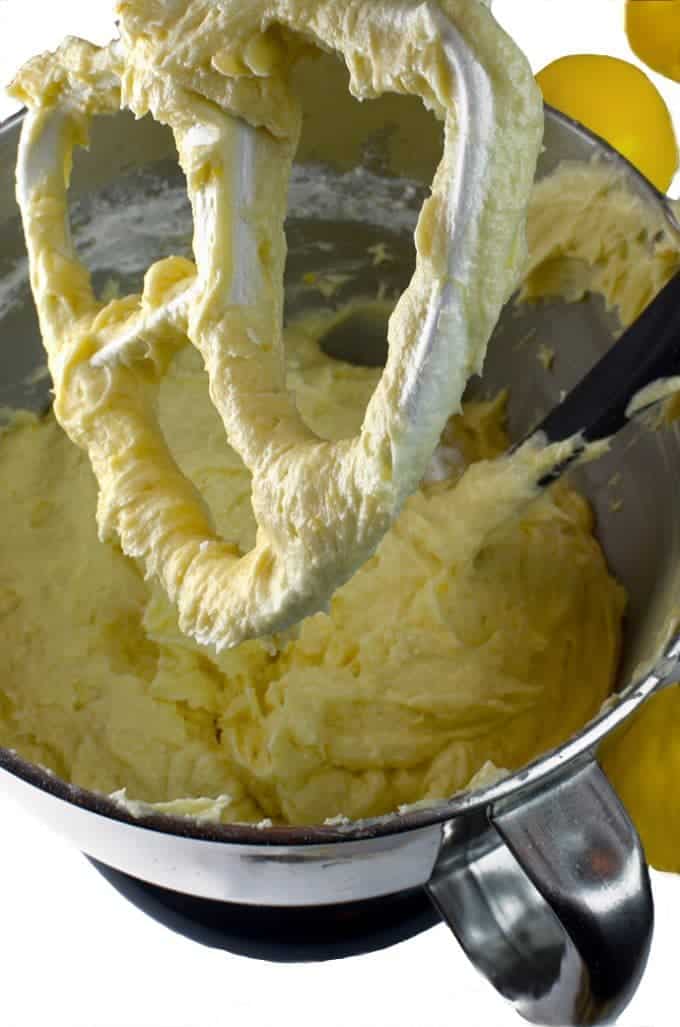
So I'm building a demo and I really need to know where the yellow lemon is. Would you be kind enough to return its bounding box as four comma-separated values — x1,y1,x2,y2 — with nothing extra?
601,685,680,872
626,0,680,83
536,54,679,192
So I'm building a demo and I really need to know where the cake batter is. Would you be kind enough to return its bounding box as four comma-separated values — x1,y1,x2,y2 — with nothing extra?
0,312,625,825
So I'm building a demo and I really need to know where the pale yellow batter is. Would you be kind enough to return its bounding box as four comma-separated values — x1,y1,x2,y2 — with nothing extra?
524,161,680,324
0,308,624,825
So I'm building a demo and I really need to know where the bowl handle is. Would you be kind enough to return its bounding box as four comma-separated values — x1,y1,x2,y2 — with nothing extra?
426,759,653,1026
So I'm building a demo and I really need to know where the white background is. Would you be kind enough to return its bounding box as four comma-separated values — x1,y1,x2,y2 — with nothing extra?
1,2,680,1025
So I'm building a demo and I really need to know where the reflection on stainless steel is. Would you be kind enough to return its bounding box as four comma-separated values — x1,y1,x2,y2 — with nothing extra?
0,90,675,1026
429,762,653,1025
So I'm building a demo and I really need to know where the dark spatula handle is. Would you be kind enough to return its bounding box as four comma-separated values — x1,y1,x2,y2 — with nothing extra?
527,269,680,484
536,269,680,444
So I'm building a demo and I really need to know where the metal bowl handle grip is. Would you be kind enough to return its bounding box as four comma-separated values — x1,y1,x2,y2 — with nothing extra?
426,759,653,1026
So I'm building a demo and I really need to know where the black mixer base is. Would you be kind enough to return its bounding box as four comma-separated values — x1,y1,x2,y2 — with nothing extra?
88,858,441,962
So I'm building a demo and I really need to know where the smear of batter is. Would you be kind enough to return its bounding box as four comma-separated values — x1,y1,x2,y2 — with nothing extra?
523,160,680,324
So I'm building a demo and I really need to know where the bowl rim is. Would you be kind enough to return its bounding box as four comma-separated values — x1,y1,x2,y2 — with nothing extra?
0,102,678,847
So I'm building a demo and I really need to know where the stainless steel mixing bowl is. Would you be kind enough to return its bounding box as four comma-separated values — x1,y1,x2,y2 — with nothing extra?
2,51,680,1025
